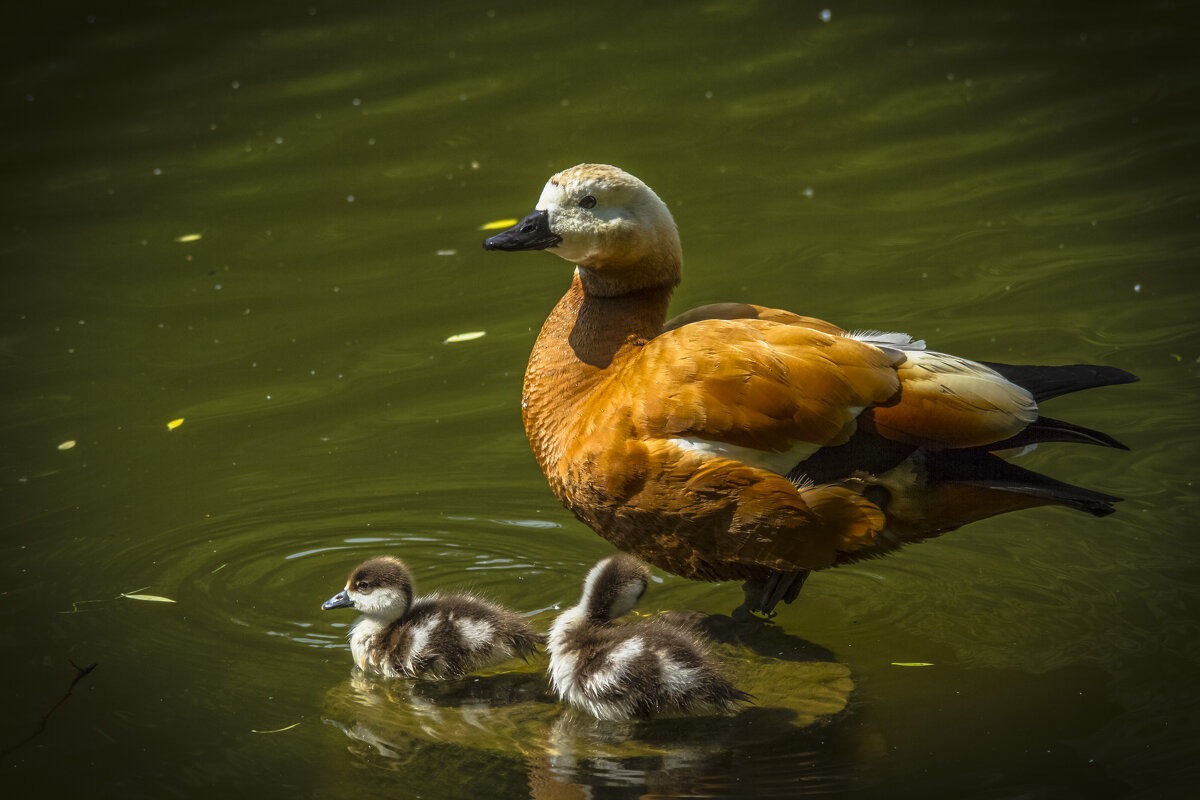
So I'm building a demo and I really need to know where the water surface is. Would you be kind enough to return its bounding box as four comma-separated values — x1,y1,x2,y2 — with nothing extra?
3,1,1198,797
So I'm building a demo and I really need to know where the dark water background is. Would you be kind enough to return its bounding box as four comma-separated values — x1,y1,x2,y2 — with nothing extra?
3,1,1198,797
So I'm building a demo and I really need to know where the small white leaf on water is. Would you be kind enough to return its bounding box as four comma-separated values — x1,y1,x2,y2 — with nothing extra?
121,592,177,603
58,440,76,450
444,331,486,344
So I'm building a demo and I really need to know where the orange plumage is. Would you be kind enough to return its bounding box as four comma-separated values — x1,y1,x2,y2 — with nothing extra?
485,164,1136,613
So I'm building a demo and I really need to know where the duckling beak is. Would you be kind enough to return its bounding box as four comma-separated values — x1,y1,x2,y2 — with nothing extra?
482,209,561,251
321,590,353,610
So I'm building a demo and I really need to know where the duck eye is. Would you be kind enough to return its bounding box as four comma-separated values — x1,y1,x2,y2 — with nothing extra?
579,195,597,209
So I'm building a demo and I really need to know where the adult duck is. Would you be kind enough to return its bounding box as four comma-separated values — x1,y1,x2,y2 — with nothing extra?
483,164,1136,614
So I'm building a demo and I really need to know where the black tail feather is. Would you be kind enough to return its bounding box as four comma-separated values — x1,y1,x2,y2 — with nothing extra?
978,362,1138,402
987,415,1130,452
927,450,1122,517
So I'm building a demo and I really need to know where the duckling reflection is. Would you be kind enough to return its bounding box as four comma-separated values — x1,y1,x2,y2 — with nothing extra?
321,555,539,679
322,669,863,794
322,667,554,764
530,705,857,798
319,632,860,787
547,554,749,720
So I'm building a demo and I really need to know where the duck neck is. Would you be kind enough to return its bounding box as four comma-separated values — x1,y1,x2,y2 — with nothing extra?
347,600,407,646
522,270,674,481
547,602,601,655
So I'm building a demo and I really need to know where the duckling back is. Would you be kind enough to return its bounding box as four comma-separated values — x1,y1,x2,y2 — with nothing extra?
549,617,749,720
547,555,748,720
372,593,540,680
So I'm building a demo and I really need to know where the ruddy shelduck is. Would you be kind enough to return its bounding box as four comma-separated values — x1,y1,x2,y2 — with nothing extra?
483,164,1136,614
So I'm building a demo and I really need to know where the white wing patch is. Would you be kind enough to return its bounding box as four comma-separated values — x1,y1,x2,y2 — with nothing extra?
454,616,495,651
403,617,439,673
586,637,644,693
849,330,927,350
655,648,703,695
669,436,820,476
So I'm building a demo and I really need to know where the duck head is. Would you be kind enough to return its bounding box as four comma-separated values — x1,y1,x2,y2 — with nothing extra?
483,164,682,296
579,553,650,624
321,555,414,622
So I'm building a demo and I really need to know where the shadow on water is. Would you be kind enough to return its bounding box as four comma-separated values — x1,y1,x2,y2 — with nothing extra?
317,614,1132,799
671,610,842,663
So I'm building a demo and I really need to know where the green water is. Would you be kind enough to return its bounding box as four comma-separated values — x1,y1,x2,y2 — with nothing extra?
3,1,1198,797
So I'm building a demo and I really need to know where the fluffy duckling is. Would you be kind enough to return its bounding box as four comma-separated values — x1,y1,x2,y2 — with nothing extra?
483,164,1137,614
322,555,539,680
547,554,749,721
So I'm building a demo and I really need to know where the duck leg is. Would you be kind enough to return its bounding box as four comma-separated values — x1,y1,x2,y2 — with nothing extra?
736,570,811,618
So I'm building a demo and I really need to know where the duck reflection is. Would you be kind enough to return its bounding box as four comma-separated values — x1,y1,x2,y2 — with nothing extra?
320,618,862,795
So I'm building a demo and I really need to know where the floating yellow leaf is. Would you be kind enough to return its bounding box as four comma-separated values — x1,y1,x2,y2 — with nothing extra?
443,331,486,344
175,233,203,242
479,218,518,231
121,592,176,603
891,662,934,667
58,440,76,450
167,418,184,430
251,722,301,734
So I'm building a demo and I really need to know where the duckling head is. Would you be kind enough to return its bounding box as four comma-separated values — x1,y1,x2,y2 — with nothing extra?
483,164,682,296
321,555,414,623
578,553,651,624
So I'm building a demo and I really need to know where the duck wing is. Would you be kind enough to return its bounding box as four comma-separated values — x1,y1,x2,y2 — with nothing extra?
556,319,901,575
666,304,1040,451
625,318,903,452
663,302,848,336
555,311,1130,585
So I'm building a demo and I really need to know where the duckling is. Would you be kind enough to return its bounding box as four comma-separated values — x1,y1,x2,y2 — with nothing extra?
547,554,749,721
483,164,1137,614
321,555,539,680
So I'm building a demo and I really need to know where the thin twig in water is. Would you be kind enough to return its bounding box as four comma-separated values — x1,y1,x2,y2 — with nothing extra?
0,660,98,761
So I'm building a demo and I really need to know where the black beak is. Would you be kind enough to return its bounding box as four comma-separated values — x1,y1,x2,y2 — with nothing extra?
322,590,352,610
482,209,561,251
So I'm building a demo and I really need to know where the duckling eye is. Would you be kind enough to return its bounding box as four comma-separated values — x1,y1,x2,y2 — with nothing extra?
579,195,597,209
356,580,372,591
